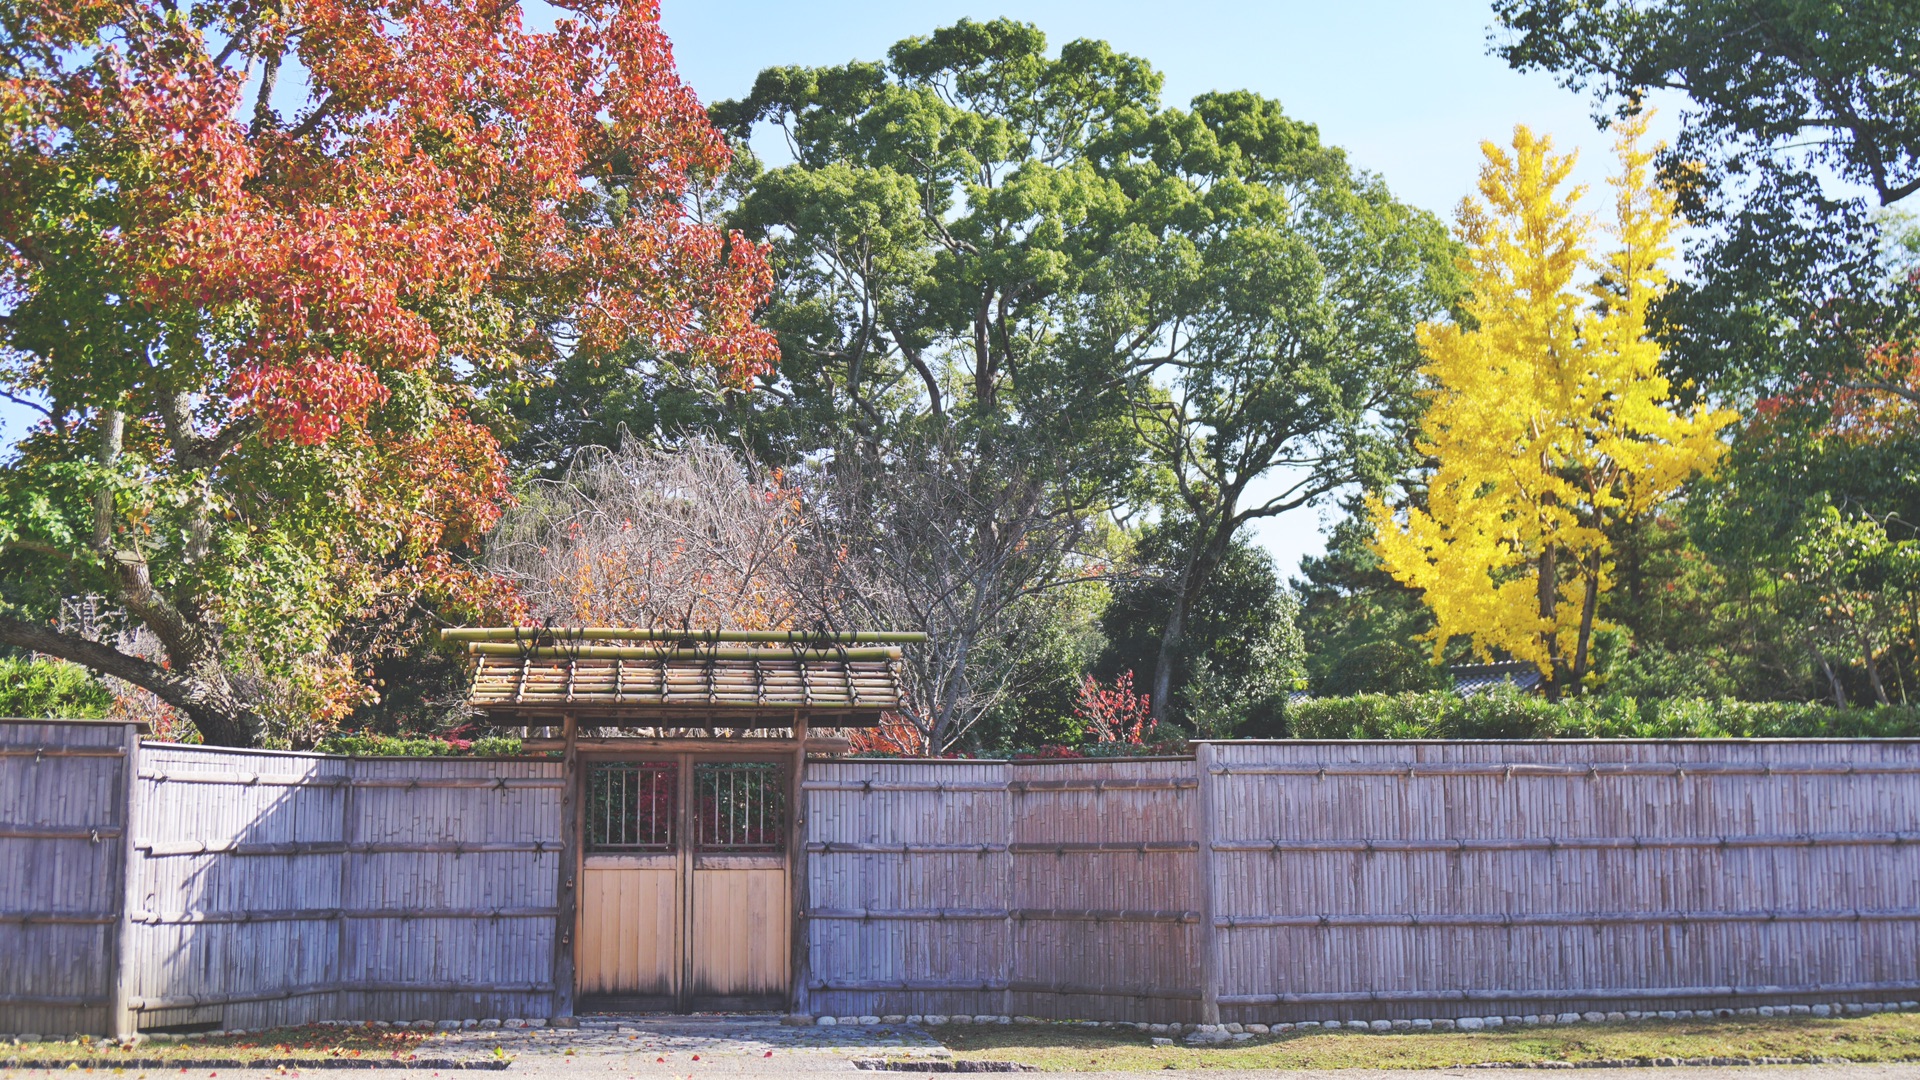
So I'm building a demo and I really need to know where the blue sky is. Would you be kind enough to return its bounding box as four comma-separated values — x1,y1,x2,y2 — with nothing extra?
654,0,1681,578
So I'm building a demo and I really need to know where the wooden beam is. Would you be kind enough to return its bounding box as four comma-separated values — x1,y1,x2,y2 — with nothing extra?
552,713,579,1020
789,712,810,1018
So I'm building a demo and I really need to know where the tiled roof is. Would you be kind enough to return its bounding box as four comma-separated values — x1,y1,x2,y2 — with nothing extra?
1449,661,1544,697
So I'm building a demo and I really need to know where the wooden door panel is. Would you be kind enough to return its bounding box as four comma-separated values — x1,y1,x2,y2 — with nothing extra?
689,861,788,1003
578,856,678,996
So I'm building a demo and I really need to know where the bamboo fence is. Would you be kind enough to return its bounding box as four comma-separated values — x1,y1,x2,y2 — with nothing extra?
0,720,137,1038
125,746,564,1032
6,722,1920,1034
804,741,1920,1023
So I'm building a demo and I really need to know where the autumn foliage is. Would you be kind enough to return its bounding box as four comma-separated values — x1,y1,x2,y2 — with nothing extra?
1073,671,1157,745
0,0,777,743
1370,117,1735,696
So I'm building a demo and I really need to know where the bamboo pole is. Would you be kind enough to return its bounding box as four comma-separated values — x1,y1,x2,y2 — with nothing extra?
440,628,927,644
108,723,140,1040
1194,742,1223,1026
464,644,903,661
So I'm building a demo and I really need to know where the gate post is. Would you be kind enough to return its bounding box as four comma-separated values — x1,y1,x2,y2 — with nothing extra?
552,713,580,1019
1194,742,1222,1026
789,714,810,1017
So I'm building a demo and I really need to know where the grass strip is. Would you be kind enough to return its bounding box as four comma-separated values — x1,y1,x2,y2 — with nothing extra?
934,1012,1920,1072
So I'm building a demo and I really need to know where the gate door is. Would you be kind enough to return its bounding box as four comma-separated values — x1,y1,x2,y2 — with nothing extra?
689,762,789,1008
576,757,790,1011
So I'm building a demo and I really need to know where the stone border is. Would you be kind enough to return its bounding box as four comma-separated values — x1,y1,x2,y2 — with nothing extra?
1462,1057,1916,1069
852,1061,1036,1073
1189,1000,1920,1045
808,999,1920,1045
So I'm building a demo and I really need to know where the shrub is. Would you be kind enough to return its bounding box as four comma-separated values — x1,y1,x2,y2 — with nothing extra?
1286,688,1920,739
313,733,523,756
0,657,113,719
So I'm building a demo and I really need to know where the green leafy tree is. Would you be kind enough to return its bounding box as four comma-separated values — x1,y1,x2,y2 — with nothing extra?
713,21,1459,732
1292,506,1456,697
1097,527,1304,737
1493,0,1920,398
1090,94,1461,721
707,20,1180,748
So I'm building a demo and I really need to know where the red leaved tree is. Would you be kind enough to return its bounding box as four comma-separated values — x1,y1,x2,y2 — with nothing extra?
0,0,775,744
1073,671,1156,745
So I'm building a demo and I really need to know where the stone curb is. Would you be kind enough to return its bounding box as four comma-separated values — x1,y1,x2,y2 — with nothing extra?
1177,1001,1920,1044
1460,1056,1915,1069
851,1060,1036,1073
806,1000,1920,1036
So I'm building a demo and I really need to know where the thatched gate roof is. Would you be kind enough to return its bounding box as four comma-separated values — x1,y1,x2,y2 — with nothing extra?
446,629,920,726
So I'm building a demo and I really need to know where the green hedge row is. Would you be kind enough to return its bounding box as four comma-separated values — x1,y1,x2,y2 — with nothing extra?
313,733,523,756
1285,690,1920,740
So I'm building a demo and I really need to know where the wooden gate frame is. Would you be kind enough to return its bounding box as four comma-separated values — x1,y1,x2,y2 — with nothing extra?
556,713,813,1016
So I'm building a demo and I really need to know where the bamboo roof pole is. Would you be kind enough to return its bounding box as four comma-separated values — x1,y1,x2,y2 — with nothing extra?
461,643,904,662
439,628,927,645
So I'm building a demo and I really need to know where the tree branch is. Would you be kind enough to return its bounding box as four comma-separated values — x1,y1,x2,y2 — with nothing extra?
0,612,228,730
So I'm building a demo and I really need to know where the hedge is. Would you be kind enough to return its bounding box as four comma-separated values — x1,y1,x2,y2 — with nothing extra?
1284,689,1920,740
313,733,523,756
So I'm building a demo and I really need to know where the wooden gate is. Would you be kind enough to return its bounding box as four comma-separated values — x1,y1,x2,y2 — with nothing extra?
575,756,790,1011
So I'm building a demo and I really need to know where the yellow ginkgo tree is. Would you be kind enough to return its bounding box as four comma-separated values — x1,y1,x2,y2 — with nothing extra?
1370,116,1736,697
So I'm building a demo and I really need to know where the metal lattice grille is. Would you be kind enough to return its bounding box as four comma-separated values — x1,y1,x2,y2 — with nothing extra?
588,762,677,852
694,762,785,852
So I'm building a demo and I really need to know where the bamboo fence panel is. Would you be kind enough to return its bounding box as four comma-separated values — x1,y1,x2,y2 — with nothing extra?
802,760,1012,1019
1206,740,1920,1024
0,720,137,1037
126,747,563,1030
1008,759,1203,1023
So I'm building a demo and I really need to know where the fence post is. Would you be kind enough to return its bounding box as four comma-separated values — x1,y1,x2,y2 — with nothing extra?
334,755,358,1023
108,722,140,1040
1002,761,1017,1020
1194,742,1222,1026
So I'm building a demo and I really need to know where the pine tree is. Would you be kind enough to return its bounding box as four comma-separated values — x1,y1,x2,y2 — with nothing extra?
1370,116,1735,697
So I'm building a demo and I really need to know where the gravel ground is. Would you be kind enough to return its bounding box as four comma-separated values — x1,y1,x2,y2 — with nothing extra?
9,1061,1920,1079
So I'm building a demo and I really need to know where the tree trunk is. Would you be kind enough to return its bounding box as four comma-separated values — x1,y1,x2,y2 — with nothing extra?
72,406,259,745
1149,588,1189,725
1537,544,1561,701
1861,636,1892,705
1819,656,1850,709
1150,520,1233,725
1570,549,1601,694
